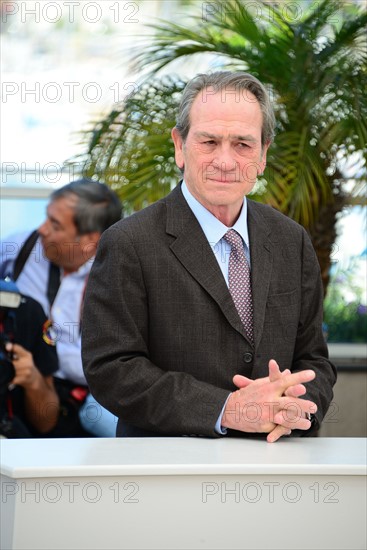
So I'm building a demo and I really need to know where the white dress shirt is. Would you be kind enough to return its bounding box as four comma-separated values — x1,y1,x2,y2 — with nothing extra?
181,181,250,283
181,181,251,434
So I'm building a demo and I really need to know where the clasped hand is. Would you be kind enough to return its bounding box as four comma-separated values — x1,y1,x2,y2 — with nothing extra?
222,359,317,442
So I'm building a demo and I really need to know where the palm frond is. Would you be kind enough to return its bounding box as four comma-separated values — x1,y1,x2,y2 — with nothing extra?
67,0,367,290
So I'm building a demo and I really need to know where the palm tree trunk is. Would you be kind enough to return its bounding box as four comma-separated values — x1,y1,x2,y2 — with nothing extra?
308,175,346,296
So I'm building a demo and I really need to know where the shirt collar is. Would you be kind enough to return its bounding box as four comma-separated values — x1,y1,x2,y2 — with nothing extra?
61,258,93,279
181,180,249,247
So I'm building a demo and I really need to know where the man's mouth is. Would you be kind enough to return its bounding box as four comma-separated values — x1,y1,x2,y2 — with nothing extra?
207,176,238,183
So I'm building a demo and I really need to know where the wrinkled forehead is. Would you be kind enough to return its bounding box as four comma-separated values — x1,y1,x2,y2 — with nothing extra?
189,88,263,133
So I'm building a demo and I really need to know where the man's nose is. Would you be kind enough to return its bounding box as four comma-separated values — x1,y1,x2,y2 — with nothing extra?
38,219,49,236
214,146,237,171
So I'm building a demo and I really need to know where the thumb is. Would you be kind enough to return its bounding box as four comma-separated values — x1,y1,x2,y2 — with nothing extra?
6,342,25,360
5,342,13,353
233,374,253,389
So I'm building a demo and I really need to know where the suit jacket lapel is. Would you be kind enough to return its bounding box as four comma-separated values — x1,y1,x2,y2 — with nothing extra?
165,185,247,340
165,186,273,348
247,200,273,347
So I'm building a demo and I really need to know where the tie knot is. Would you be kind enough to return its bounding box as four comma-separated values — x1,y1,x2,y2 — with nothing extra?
223,229,243,251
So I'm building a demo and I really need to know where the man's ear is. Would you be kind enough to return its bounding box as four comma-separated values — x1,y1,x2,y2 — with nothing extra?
171,127,185,170
259,141,270,175
79,232,101,259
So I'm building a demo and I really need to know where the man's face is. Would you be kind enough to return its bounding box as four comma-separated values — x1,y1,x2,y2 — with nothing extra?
171,88,269,222
38,196,97,272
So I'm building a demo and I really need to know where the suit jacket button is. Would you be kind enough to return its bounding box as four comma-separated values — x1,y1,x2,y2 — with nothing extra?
243,352,253,363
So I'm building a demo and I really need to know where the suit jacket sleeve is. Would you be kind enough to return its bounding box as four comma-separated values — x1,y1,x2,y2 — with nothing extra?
82,223,230,437
291,227,336,433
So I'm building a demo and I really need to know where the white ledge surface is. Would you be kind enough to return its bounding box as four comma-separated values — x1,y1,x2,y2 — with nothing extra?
1,437,366,478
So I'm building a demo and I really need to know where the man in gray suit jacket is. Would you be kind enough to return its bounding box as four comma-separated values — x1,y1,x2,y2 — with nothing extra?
82,71,336,442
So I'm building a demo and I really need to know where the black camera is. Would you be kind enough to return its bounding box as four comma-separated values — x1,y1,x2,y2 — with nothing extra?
0,279,21,393
0,335,15,391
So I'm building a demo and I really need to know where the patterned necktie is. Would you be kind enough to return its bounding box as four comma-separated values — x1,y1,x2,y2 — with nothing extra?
223,229,254,345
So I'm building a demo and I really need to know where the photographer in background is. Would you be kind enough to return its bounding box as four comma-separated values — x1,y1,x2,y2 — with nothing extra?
0,179,122,437
0,280,59,437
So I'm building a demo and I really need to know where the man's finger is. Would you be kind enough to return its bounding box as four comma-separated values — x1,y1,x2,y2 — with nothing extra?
277,369,316,393
268,359,281,382
232,374,253,389
268,359,290,382
273,413,312,431
267,425,291,443
280,396,317,414
273,398,317,428
285,384,306,398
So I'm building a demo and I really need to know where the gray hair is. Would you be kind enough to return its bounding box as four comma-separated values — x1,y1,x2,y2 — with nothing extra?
175,71,275,147
50,178,122,235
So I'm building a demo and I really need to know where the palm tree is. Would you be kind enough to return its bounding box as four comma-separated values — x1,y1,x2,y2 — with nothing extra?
73,0,367,293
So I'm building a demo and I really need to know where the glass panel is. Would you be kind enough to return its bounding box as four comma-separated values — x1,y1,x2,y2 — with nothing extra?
0,198,47,239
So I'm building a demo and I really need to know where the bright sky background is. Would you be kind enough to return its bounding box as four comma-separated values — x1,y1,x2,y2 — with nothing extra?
1,0,366,303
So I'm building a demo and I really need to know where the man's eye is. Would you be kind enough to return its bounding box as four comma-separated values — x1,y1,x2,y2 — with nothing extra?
203,140,215,145
238,143,249,148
